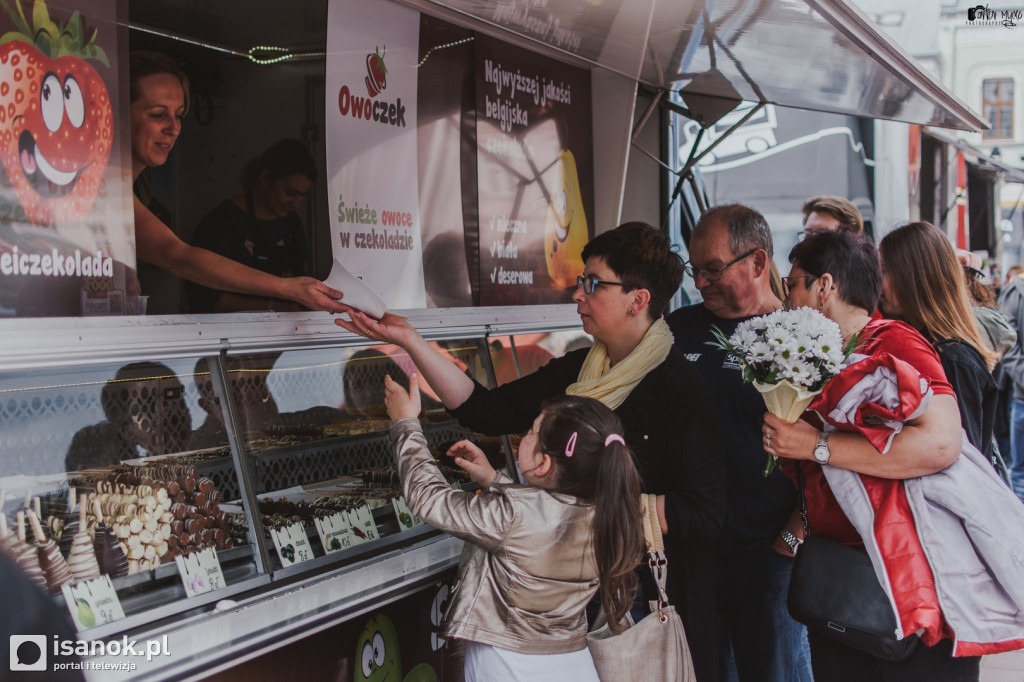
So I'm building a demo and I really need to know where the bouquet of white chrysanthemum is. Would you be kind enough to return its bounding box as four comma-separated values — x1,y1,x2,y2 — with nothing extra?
709,307,855,476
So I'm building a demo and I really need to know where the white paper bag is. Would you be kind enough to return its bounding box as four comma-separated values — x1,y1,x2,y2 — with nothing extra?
322,259,387,319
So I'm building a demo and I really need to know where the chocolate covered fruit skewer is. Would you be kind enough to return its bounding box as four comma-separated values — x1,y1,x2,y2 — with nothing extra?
92,500,127,578
15,511,47,588
27,507,72,593
47,512,64,544
31,497,44,542
58,488,79,559
67,496,100,582
32,496,64,548
0,499,18,557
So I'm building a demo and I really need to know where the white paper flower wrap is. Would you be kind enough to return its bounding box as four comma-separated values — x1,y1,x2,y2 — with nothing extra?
753,380,821,423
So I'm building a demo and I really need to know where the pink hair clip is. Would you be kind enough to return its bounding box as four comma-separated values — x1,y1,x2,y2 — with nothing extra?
565,432,578,458
604,434,625,447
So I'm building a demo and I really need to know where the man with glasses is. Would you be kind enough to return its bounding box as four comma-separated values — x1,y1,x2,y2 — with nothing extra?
666,204,812,682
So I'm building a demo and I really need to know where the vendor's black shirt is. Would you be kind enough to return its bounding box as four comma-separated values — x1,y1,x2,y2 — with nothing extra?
186,200,307,312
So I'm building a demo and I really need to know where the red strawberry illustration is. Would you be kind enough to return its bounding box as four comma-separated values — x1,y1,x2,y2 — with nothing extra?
364,46,387,98
0,0,113,227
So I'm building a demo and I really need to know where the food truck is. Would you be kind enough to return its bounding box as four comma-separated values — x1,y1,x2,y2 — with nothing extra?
0,0,985,679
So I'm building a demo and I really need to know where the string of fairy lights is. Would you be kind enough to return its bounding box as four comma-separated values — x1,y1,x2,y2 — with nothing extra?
417,36,474,68
130,24,325,65
130,24,474,67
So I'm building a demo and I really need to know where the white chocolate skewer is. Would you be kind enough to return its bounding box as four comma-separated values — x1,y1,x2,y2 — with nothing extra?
67,495,100,582
0,505,17,556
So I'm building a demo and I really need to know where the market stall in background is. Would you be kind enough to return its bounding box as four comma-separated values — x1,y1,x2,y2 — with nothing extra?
0,0,985,679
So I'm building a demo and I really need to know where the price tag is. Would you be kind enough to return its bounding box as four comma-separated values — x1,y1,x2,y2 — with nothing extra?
175,547,225,597
348,504,380,542
392,496,424,530
270,523,314,567
314,512,355,554
63,576,125,631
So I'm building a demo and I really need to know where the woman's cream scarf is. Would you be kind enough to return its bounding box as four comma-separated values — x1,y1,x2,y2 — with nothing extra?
565,318,673,410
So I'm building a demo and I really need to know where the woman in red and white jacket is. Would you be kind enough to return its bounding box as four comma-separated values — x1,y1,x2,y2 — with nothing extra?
765,230,1024,682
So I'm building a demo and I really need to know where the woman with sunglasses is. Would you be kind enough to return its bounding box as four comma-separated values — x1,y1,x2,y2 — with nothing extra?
336,221,726,682
766,230,997,681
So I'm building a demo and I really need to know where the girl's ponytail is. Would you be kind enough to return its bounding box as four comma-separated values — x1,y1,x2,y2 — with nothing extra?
593,434,644,632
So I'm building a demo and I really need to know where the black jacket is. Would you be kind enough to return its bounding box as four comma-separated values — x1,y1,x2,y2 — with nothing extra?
933,337,997,459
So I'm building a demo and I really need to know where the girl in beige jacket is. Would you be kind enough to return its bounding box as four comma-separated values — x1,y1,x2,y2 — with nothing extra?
385,374,643,681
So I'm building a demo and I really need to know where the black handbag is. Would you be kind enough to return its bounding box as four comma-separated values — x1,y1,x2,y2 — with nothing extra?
787,465,920,662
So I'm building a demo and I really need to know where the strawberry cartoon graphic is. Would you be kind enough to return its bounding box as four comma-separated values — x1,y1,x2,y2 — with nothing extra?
0,0,113,227
365,46,387,98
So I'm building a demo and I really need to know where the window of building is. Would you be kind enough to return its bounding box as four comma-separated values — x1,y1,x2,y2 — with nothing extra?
982,78,1014,140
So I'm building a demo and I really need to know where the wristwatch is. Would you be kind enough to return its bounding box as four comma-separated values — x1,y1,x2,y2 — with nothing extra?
813,431,831,465
780,529,803,555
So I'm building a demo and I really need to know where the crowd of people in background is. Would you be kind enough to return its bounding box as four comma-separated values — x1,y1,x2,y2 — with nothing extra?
669,200,1024,682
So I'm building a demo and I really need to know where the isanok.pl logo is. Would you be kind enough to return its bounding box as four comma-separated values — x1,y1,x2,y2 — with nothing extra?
10,635,47,671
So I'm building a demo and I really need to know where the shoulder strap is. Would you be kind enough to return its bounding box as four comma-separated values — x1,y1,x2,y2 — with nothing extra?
640,493,664,553
640,494,669,612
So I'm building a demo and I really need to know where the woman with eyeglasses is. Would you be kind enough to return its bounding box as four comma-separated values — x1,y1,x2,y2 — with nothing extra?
765,229,1003,681
336,221,726,682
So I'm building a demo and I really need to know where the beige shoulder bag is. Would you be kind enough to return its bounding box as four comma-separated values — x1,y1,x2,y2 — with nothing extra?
586,494,696,682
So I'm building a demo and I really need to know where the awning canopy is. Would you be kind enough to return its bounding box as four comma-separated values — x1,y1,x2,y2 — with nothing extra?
406,0,987,132
924,128,1024,184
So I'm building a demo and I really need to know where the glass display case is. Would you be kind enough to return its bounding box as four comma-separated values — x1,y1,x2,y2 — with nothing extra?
0,313,588,631
0,357,265,637
0,308,584,676
0,343,497,632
